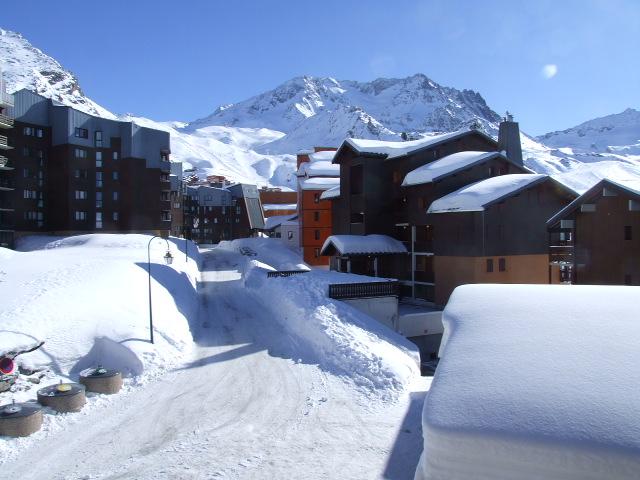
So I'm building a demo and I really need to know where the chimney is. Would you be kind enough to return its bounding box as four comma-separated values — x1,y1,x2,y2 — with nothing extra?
498,111,523,166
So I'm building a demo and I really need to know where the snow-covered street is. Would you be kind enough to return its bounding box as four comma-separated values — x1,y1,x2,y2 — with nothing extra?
2,244,429,479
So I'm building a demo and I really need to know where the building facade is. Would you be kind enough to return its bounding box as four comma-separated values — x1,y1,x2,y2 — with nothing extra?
547,178,640,286
297,148,339,266
0,70,15,247
2,89,172,244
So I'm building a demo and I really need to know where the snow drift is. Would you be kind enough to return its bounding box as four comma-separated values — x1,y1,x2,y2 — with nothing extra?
217,238,420,399
415,284,640,480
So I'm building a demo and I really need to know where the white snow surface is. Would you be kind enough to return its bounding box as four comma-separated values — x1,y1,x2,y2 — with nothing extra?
428,174,547,213
345,130,470,159
309,150,336,162
2,234,429,479
298,160,340,177
262,203,297,211
415,284,640,480
300,176,340,190
402,151,505,186
263,213,296,230
320,185,341,200
321,234,408,256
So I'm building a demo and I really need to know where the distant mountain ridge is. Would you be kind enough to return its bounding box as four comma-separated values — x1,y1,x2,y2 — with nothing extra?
1,26,639,193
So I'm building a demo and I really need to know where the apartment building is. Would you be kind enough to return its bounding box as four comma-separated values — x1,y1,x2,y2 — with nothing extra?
259,187,297,218
296,148,339,266
3,89,172,244
547,178,640,285
185,183,265,244
0,69,15,247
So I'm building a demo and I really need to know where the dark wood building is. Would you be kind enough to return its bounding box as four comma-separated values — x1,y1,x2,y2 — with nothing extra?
2,89,172,245
0,71,14,247
547,178,640,285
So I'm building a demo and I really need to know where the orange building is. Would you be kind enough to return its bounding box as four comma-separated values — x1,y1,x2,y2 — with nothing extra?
259,187,297,218
297,147,339,266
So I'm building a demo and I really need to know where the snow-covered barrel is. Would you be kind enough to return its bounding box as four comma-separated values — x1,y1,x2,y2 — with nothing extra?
37,382,86,412
0,402,43,437
79,367,122,394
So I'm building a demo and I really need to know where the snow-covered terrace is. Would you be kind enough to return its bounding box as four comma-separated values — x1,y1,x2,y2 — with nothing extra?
321,234,408,256
427,174,547,213
300,176,340,191
416,284,640,480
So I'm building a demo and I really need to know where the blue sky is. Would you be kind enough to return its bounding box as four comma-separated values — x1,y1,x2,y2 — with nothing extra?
3,0,639,135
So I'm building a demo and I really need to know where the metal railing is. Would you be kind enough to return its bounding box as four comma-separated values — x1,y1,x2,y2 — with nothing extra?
266,270,310,278
0,135,9,148
0,114,13,127
328,281,400,300
0,155,8,167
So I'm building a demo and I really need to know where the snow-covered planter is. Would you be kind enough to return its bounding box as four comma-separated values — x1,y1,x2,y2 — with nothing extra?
37,383,86,413
79,367,122,395
0,402,43,437
415,284,640,480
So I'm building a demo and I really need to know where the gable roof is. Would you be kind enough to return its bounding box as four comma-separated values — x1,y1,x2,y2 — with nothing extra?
402,151,530,187
333,129,497,163
428,174,549,213
547,177,640,226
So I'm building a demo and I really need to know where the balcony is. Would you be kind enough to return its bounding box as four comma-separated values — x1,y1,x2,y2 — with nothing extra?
0,113,13,129
0,135,12,150
0,178,13,191
0,91,13,108
0,155,10,169
0,201,14,212
161,211,172,222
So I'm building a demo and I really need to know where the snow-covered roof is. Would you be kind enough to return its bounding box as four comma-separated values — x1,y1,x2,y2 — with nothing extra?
263,214,297,230
336,129,496,161
262,203,297,211
308,150,336,162
547,177,640,226
297,160,340,177
320,185,340,200
300,177,340,191
427,174,547,213
320,235,408,256
402,151,505,186
418,284,640,479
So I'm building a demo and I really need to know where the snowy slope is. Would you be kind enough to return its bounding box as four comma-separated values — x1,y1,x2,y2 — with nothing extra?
0,29,115,119
2,26,639,192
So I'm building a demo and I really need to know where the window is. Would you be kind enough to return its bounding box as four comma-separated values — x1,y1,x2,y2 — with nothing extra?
287,231,294,240
314,211,320,222
314,248,320,258
74,211,87,221
74,127,88,139
36,128,44,138
236,206,241,214
624,226,632,240
96,191,103,209
350,212,364,224
94,131,103,147
314,193,320,204
23,126,33,136
96,171,103,188
173,202,181,209
113,212,119,221
204,195,212,201
112,171,119,181
96,212,103,229
161,192,170,201
161,152,169,162
24,211,39,220
74,169,88,179
314,229,320,240
221,206,226,215
75,190,88,200
112,151,119,160
22,146,30,157
499,258,506,272
75,148,87,159
235,218,240,223
23,168,32,178
113,191,119,201
486,258,494,273
23,190,37,199
95,151,103,168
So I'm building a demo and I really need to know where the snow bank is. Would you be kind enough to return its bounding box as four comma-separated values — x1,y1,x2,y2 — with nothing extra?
217,238,419,399
428,174,546,213
415,284,640,480
0,234,201,398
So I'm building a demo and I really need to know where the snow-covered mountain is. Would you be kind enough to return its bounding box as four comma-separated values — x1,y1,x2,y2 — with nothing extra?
0,29,115,119
2,27,639,193
188,74,501,153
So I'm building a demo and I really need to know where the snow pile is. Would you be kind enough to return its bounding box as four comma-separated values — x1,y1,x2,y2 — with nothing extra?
0,234,200,401
262,203,297,212
300,176,340,190
320,185,340,200
428,174,547,213
321,234,408,255
416,284,640,480
298,160,340,177
402,151,505,186
216,238,420,399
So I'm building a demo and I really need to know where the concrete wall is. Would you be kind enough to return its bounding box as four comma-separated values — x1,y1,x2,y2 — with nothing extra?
342,296,398,330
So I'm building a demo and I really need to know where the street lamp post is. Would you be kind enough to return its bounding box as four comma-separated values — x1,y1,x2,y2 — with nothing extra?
147,236,174,344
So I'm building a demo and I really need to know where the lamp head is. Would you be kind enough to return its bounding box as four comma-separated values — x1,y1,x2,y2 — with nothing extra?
164,251,174,265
